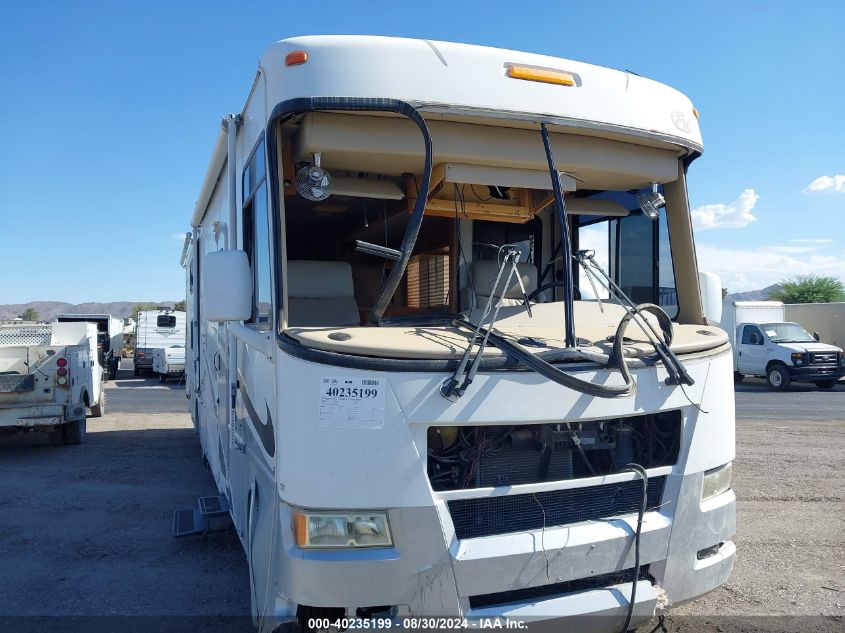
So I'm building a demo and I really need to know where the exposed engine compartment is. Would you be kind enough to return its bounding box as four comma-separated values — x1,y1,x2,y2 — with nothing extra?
427,410,682,491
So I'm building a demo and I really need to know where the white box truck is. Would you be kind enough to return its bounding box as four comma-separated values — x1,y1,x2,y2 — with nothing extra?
133,309,186,376
55,313,124,380
722,300,844,390
0,322,104,445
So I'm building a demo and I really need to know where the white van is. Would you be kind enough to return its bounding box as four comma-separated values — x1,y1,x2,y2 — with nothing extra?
723,300,844,389
180,36,735,632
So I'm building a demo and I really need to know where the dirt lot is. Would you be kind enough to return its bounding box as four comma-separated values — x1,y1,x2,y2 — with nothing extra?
0,364,842,632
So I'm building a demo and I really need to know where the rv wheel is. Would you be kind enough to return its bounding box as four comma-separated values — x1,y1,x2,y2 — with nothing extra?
159,374,166,384
90,393,106,418
63,418,86,445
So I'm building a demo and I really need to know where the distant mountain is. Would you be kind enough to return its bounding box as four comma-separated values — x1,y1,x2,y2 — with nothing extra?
725,284,782,302
0,301,180,322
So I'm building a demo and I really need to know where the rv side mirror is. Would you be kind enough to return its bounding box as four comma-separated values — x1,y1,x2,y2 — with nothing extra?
814,331,820,342
201,250,253,322
698,271,723,326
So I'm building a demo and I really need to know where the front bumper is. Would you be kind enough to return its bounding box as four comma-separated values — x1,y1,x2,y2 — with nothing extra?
271,471,735,628
787,365,844,382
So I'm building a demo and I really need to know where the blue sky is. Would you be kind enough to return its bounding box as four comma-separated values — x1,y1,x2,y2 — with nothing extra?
1,1,842,303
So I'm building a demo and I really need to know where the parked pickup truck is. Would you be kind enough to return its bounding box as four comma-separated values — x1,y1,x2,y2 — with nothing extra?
722,300,845,390
0,322,104,445
152,345,185,383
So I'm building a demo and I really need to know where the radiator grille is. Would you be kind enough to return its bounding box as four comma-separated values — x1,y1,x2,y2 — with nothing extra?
810,352,838,365
469,566,652,610
448,476,666,540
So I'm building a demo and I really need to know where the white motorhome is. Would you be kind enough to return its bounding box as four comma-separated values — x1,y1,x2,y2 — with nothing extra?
0,322,104,444
133,309,186,376
722,300,844,390
55,313,124,380
180,36,735,632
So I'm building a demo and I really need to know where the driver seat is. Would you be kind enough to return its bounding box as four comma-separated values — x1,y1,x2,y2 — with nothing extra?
470,260,542,310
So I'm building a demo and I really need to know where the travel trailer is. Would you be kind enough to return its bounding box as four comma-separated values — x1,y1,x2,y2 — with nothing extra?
180,36,734,632
722,300,844,389
55,313,124,380
133,309,186,375
0,321,104,445
151,345,186,382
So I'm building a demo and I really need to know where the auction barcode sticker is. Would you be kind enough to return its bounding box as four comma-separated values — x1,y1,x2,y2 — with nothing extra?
318,376,386,429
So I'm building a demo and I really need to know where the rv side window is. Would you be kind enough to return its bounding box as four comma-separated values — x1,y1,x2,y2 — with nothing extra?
157,315,176,328
242,136,272,330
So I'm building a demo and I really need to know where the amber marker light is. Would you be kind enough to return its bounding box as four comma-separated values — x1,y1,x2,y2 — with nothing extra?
506,65,575,86
285,50,308,66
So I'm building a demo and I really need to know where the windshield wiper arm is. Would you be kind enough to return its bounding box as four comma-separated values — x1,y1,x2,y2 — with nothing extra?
441,248,522,401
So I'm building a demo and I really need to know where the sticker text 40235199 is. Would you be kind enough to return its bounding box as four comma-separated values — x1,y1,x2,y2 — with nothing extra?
318,376,386,430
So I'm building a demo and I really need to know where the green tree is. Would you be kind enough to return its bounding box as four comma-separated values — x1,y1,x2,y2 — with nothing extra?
768,275,845,304
173,300,187,312
19,307,39,321
131,302,158,320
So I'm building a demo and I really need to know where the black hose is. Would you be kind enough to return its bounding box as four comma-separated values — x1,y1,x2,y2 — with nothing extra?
452,315,641,398
619,463,648,633
265,97,433,326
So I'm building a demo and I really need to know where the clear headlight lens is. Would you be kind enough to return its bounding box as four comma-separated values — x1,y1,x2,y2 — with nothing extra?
293,511,392,548
701,462,732,501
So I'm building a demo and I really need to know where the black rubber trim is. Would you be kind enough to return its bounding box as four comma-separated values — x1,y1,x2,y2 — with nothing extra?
266,97,433,326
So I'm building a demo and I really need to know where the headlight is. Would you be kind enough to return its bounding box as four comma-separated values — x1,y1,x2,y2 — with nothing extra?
701,463,732,501
293,510,392,548
791,352,805,365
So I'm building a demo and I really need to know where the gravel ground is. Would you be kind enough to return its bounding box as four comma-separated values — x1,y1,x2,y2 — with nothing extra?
0,364,842,632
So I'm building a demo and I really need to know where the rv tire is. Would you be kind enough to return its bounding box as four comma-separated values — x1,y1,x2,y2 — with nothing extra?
134,367,140,377
159,373,167,384
63,418,86,445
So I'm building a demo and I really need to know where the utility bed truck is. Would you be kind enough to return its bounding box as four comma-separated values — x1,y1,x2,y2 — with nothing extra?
0,322,104,445
55,313,123,380
722,300,844,390
180,36,736,633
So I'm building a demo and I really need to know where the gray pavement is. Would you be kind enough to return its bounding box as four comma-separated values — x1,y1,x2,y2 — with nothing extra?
0,363,842,631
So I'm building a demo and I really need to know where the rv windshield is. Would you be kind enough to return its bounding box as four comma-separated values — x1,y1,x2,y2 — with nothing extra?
763,323,816,343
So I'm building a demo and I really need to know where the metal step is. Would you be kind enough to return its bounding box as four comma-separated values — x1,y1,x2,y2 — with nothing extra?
172,509,209,537
197,495,230,518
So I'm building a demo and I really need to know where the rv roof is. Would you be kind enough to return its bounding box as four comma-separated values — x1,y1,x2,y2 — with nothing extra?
260,35,702,153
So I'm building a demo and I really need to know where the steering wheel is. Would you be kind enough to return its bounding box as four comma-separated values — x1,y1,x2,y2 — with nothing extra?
526,281,581,303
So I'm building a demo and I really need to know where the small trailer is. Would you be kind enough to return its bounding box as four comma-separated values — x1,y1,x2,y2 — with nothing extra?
0,322,104,445
151,345,185,383
55,313,124,380
133,310,186,376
